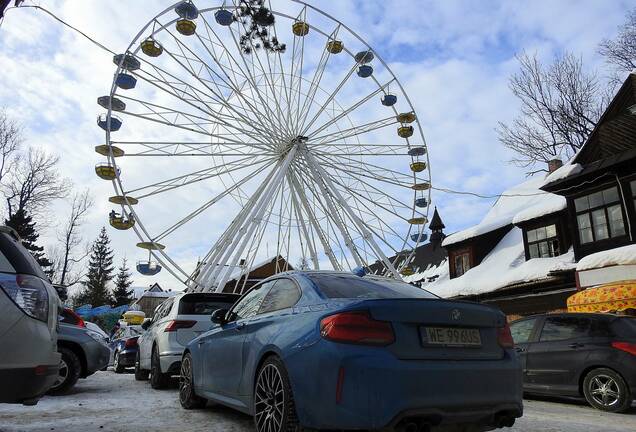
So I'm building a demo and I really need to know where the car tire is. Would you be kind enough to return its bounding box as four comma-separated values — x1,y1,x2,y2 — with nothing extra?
583,368,632,413
113,352,125,374
47,347,81,396
253,356,303,432
179,352,207,409
134,351,150,381
150,346,171,390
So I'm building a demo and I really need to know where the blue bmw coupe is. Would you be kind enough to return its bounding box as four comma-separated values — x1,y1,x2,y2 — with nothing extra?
179,271,522,432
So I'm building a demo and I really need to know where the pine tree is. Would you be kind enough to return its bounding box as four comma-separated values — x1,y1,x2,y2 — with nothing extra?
5,209,52,270
112,258,134,307
77,227,115,307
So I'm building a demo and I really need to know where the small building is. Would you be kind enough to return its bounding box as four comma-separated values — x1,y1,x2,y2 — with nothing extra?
221,256,293,294
131,283,176,316
369,208,448,285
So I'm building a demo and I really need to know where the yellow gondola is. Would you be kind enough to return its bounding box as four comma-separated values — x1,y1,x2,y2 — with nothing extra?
95,145,125,158
397,112,417,123
95,163,118,180
411,182,431,191
326,40,343,54
292,21,309,36
408,217,428,225
109,216,135,230
141,38,164,57
176,19,197,36
109,195,139,205
410,161,427,172
137,241,166,251
398,126,414,138
400,267,415,276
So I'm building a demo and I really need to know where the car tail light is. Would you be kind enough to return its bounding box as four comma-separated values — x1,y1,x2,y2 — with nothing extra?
164,320,197,332
125,337,139,348
497,322,515,349
0,273,49,322
612,341,636,356
320,311,394,346
65,308,86,327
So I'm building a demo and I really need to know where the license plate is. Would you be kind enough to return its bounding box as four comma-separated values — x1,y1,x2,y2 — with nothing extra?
421,327,481,346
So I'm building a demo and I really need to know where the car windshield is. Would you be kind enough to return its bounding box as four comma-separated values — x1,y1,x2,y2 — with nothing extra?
179,296,235,315
309,274,438,299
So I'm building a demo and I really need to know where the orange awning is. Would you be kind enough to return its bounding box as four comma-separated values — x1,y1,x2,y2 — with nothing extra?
567,280,636,313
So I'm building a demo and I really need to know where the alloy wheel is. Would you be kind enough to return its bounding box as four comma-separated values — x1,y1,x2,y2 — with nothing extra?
53,358,69,388
589,374,621,407
179,356,192,404
254,364,285,432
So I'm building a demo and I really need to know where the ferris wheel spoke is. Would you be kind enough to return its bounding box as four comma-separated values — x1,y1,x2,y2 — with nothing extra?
315,151,416,185
303,151,400,276
306,79,396,138
309,116,398,144
296,169,359,271
126,155,276,199
148,27,284,144
299,62,359,136
288,171,340,269
113,140,275,156
132,57,270,143
288,178,319,269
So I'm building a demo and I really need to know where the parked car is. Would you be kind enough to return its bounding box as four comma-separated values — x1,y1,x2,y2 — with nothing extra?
48,316,111,395
510,313,636,412
110,325,144,373
0,226,61,405
179,271,523,432
136,292,240,389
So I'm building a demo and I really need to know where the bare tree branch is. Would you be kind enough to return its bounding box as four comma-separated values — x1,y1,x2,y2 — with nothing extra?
497,52,605,172
0,108,22,187
599,7,636,83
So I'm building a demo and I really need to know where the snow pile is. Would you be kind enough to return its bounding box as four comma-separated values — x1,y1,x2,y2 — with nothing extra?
430,228,576,299
512,193,566,225
443,176,559,246
402,259,448,284
577,244,636,271
543,162,583,185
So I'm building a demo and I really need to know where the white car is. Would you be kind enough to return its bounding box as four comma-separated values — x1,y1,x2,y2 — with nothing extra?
135,292,239,389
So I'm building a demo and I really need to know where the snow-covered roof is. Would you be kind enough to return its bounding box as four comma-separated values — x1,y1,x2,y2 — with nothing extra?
542,162,583,186
402,259,448,284
577,244,636,272
430,228,576,298
443,176,562,247
137,291,177,298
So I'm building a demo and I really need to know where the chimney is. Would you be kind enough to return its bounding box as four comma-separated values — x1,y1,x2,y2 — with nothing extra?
548,159,563,173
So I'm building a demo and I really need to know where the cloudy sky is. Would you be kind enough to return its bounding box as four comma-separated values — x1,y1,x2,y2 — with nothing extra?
0,0,630,292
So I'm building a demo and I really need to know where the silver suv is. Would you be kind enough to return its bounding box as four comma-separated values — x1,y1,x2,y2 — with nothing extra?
0,226,61,405
135,292,238,389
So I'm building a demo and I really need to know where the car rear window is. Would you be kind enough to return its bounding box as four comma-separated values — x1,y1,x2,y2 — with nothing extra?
612,317,636,337
310,274,438,299
178,295,237,315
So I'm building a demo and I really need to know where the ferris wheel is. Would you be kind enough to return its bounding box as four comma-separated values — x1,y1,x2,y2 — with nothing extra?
95,0,432,293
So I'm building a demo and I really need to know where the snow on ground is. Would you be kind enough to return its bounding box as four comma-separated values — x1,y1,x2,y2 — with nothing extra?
429,228,576,299
1,371,634,432
443,176,561,247
577,244,636,272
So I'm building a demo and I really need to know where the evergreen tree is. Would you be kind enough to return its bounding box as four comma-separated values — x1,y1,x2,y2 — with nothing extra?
112,258,134,307
77,227,114,307
5,209,52,270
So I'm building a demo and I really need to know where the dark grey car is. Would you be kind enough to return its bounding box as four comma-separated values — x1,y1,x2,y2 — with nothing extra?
48,321,111,395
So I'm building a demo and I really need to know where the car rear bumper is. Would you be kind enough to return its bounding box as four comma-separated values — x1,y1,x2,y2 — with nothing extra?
287,342,523,430
0,365,59,404
83,340,111,375
159,352,182,375
117,349,138,367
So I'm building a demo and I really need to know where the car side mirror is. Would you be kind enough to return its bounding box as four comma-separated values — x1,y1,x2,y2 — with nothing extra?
141,319,152,330
211,308,228,325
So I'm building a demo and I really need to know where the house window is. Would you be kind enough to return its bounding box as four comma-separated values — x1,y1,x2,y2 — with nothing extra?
574,186,626,245
527,224,559,258
454,251,471,277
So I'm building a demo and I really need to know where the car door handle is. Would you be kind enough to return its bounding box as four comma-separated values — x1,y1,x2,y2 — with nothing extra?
569,343,584,349
236,322,246,331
